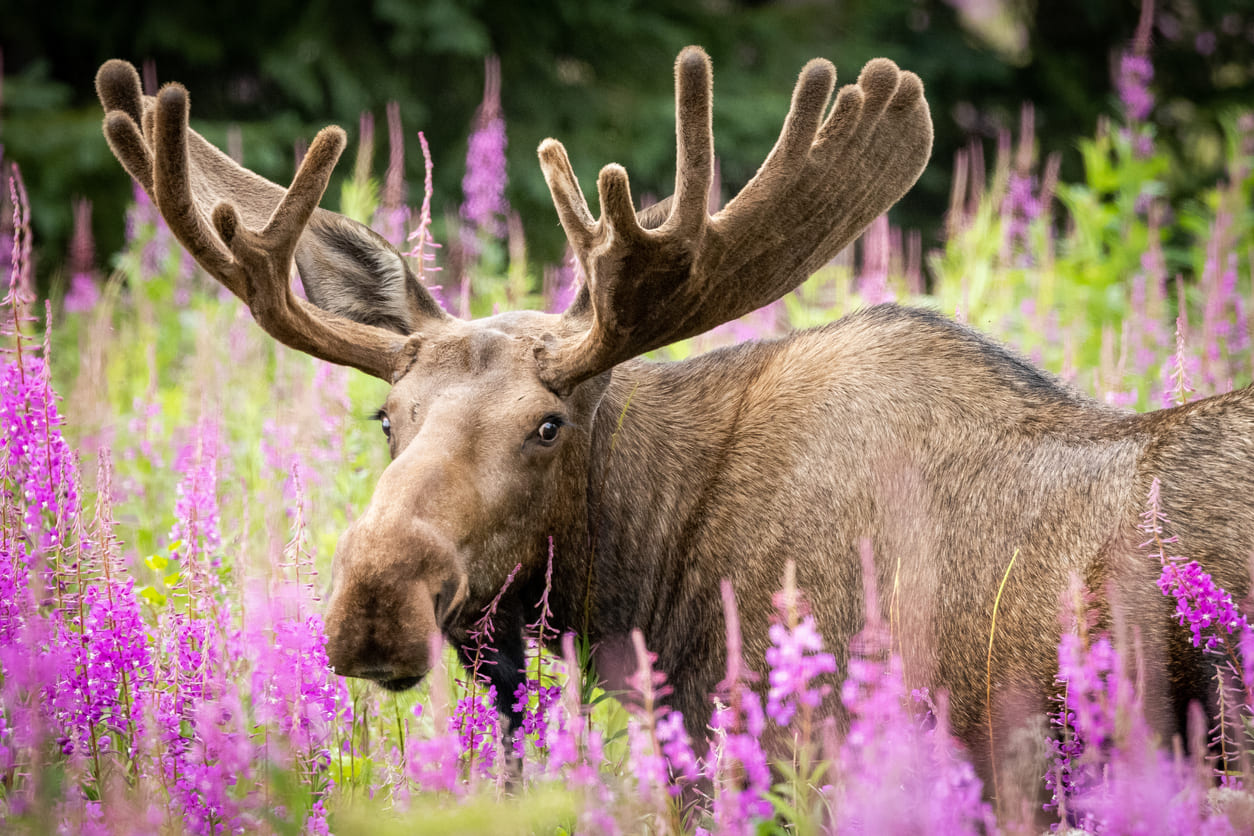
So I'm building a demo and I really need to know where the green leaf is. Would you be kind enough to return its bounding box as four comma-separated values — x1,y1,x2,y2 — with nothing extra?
136,586,166,608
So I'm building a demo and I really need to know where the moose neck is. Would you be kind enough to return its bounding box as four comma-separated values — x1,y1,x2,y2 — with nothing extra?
541,334,798,696
539,304,1140,714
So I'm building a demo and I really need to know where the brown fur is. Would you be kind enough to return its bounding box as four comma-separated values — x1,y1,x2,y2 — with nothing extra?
94,51,1253,795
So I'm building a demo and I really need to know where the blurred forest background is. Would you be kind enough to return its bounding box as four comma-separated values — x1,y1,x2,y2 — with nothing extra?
4,0,1254,289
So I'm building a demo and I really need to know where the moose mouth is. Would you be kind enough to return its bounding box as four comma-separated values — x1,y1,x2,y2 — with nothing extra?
376,676,424,692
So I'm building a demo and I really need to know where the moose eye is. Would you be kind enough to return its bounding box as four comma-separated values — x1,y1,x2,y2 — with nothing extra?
536,417,562,446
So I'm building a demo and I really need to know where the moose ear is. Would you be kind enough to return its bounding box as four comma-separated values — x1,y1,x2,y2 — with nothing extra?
294,212,448,336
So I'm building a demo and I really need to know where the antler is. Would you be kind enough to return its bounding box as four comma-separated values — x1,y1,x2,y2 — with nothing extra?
536,47,933,391
95,60,448,381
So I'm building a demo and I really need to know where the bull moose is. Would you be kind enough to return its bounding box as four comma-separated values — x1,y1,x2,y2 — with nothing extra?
94,47,1254,788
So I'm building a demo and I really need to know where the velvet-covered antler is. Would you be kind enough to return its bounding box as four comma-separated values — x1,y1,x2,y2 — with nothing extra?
95,59,449,381
536,47,933,391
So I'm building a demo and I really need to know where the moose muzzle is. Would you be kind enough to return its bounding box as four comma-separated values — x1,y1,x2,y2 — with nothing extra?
323,514,468,690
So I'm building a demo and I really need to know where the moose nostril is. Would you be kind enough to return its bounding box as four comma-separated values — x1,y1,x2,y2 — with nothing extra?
434,575,467,627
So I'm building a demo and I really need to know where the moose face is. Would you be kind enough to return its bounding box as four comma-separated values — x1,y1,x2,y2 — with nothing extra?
322,312,601,688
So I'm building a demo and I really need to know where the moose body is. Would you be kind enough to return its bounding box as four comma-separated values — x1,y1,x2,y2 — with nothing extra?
439,303,1254,762
93,46,1253,790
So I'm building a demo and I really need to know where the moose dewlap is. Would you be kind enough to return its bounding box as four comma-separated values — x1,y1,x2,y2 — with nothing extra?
95,46,1254,789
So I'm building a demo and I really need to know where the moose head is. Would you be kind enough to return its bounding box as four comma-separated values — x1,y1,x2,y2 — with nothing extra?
95,49,932,694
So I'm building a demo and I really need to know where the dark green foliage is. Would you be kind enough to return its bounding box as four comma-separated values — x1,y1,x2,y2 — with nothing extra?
5,0,1254,289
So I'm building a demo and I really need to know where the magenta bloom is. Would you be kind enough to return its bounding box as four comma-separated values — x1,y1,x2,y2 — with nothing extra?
1117,52,1154,123
64,199,101,313
0,355,80,555
708,581,773,832
461,56,509,240
1141,477,1249,652
1158,559,1250,652
765,614,837,727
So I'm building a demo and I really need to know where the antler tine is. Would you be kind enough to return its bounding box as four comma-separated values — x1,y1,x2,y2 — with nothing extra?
98,60,155,196
103,110,155,197
96,59,147,134
537,49,932,392
152,85,239,288
101,72,408,380
538,139,597,254
663,47,714,237
538,48,713,269
753,58,837,187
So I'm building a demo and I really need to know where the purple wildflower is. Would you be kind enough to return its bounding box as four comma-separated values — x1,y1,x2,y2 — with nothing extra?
707,580,773,833
354,111,375,192
401,634,466,796
0,353,80,556
404,131,447,307
461,55,509,240
857,214,895,306
452,682,501,777
1141,477,1249,653
832,541,992,832
244,588,342,763
1117,52,1155,123
125,180,180,283
1158,559,1250,653
5,166,35,331
512,669,561,759
625,629,698,806
765,613,837,727
545,633,605,786
64,199,101,313
175,687,260,834
168,419,222,572
543,249,582,314
1163,317,1197,407
512,539,562,765
453,563,519,780
1047,611,1216,831
51,575,154,769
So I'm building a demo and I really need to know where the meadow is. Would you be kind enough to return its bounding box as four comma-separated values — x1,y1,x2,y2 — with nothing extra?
4,29,1254,836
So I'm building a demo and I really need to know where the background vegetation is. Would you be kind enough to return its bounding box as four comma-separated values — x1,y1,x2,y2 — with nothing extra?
6,0,1254,277
6,0,1254,833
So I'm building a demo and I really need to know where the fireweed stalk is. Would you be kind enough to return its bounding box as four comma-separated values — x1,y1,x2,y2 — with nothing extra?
243,464,343,834
1140,477,1254,768
1047,608,1220,832
1,175,155,825
512,537,562,775
405,130,445,303
624,628,699,830
833,544,990,833
454,562,520,782
155,419,245,833
706,580,772,835
461,54,509,244
64,199,101,314
400,635,463,797
1039,477,1254,831
550,631,617,834
373,100,410,250
766,562,837,735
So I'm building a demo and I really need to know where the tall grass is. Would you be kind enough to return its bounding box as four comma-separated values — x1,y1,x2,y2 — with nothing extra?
3,22,1254,834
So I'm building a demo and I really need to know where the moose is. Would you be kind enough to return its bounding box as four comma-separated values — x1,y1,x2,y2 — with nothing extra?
95,48,1254,789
